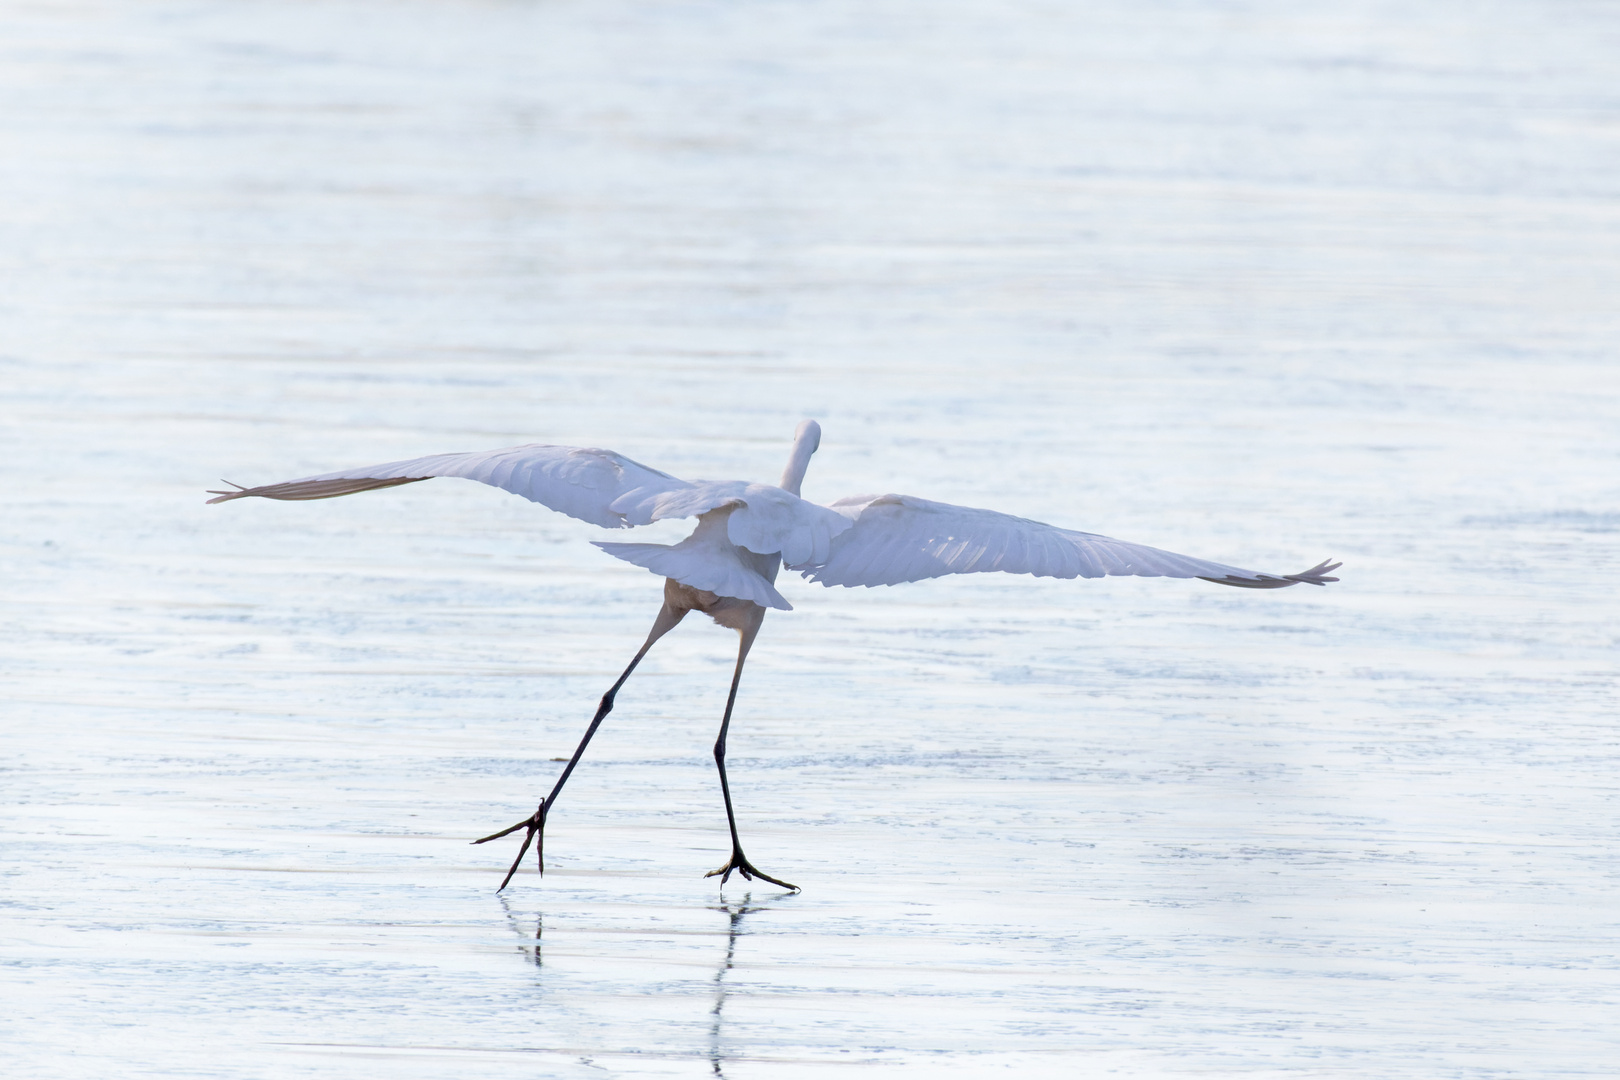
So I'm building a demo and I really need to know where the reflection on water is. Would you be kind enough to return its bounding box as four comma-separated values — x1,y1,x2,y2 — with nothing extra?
493,892,773,1077
709,894,766,1078
499,893,542,969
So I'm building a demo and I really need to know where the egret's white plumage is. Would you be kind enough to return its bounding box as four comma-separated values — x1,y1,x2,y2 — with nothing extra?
597,507,796,611
210,420,1339,892
210,420,1337,606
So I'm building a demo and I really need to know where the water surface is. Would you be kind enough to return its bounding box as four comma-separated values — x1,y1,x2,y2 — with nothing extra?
3,2,1619,1076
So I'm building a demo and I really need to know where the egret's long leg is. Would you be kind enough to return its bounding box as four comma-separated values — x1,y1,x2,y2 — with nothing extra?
704,615,799,893
475,602,688,890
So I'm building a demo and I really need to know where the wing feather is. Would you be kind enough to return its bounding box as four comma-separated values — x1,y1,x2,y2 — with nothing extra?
797,494,1339,590
208,445,855,583
208,444,731,530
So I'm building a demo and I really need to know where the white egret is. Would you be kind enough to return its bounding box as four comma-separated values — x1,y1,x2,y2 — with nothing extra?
209,420,1338,891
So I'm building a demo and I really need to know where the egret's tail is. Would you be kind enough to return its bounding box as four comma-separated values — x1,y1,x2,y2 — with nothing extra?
594,541,792,610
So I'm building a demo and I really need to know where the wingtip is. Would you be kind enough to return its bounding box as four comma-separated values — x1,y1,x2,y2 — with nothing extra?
1284,559,1342,586
1198,558,1342,590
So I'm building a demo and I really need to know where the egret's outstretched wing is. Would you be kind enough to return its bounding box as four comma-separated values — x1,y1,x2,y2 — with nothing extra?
208,445,854,561
796,494,1339,590
207,445,707,530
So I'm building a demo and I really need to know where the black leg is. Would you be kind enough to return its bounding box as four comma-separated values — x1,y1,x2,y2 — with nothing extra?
474,603,687,890
704,618,799,893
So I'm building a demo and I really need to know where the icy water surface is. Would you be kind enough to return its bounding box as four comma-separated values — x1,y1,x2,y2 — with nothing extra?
4,1,1620,1076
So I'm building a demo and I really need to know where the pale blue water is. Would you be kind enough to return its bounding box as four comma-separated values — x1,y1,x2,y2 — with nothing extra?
3,2,1619,1076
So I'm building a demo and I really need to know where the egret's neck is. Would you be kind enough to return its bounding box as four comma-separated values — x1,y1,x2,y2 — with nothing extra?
779,419,822,497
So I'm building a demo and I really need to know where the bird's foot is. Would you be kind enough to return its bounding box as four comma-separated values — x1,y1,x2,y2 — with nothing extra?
704,848,799,893
472,802,546,892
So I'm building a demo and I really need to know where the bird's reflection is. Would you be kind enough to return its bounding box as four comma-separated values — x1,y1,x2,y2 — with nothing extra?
498,892,542,967
709,892,768,1078
497,889,779,1075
